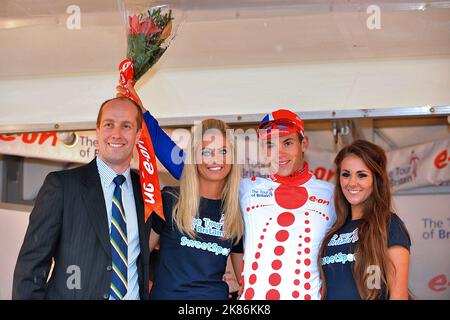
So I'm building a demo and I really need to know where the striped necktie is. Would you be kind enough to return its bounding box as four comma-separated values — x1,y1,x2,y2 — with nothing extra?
110,174,128,300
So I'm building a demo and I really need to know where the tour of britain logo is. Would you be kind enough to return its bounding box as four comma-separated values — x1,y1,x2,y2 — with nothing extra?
388,149,420,187
251,188,274,198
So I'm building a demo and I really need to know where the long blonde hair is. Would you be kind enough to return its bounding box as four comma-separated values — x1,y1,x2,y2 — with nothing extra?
172,119,244,244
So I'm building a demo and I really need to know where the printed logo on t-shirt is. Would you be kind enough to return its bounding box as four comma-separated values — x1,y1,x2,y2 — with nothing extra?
322,252,356,265
322,227,359,266
251,188,274,198
178,214,230,256
180,236,230,256
193,214,225,237
328,228,359,246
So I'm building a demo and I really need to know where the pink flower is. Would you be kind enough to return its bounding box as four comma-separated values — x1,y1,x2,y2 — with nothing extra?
128,15,140,34
128,15,161,35
139,18,161,35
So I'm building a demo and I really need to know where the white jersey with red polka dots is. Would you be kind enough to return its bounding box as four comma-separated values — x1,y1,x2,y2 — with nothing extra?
239,166,336,300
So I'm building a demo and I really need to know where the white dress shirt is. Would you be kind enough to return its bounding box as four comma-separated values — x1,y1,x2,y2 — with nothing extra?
96,157,141,300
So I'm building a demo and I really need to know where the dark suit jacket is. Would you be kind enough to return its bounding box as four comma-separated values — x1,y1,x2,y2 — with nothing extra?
12,159,151,300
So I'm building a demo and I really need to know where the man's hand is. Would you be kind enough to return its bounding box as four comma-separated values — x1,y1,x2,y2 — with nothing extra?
116,80,147,113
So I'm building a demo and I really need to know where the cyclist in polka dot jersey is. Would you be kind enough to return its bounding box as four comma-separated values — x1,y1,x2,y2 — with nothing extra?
238,110,336,300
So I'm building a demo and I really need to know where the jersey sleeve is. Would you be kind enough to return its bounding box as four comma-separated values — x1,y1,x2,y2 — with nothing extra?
388,214,412,252
143,111,185,180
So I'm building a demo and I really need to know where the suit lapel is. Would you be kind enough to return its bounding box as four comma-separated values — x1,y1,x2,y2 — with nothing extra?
131,171,148,298
81,159,111,258
131,172,146,246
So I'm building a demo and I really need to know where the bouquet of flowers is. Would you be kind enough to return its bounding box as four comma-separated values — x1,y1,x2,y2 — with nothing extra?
118,3,174,91
117,1,176,223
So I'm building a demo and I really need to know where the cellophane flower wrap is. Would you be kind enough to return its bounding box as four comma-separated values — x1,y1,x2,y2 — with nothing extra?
122,5,173,84
118,1,175,222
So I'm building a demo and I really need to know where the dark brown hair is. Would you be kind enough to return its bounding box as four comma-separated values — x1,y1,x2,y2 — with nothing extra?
96,97,143,131
318,139,395,299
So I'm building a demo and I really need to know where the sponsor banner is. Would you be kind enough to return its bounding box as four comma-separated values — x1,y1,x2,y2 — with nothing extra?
387,138,450,191
305,148,336,183
0,131,96,163
0,131,166,172
0,131,98,163
394,194,450,299
283,138,450,191
1,131,449,191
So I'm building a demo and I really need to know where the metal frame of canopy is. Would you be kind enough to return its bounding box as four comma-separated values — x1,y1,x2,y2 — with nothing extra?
0,105,449,134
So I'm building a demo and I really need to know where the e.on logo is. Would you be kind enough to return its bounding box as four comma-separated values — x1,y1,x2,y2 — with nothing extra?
434,150,450,170
308,196,330,206
0,133,57,146
428,274,450,292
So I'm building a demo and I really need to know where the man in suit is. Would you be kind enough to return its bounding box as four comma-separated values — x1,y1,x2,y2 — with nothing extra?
12,97,150,300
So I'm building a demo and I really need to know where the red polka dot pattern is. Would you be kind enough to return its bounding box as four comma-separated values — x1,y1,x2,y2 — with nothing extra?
308,208,331,221
244,288,254,300
277,212,295,227
266,289,280,300
269,273,281,286
275,230,289,242
274,246,285,256
274,185,308,209
245,216,272,297
242,183,332,300
246,204,274,213
249,274,257,285
272,260,282,270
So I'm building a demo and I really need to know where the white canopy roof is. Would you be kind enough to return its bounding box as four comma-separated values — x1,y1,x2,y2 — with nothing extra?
0,0,449,132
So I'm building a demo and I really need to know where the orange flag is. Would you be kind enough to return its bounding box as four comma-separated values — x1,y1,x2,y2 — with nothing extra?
119,59,164,222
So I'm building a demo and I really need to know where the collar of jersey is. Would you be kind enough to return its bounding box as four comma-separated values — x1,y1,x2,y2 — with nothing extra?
270,162,313,186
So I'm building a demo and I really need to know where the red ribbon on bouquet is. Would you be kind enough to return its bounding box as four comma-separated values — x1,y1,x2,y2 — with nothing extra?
119,59,164,222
